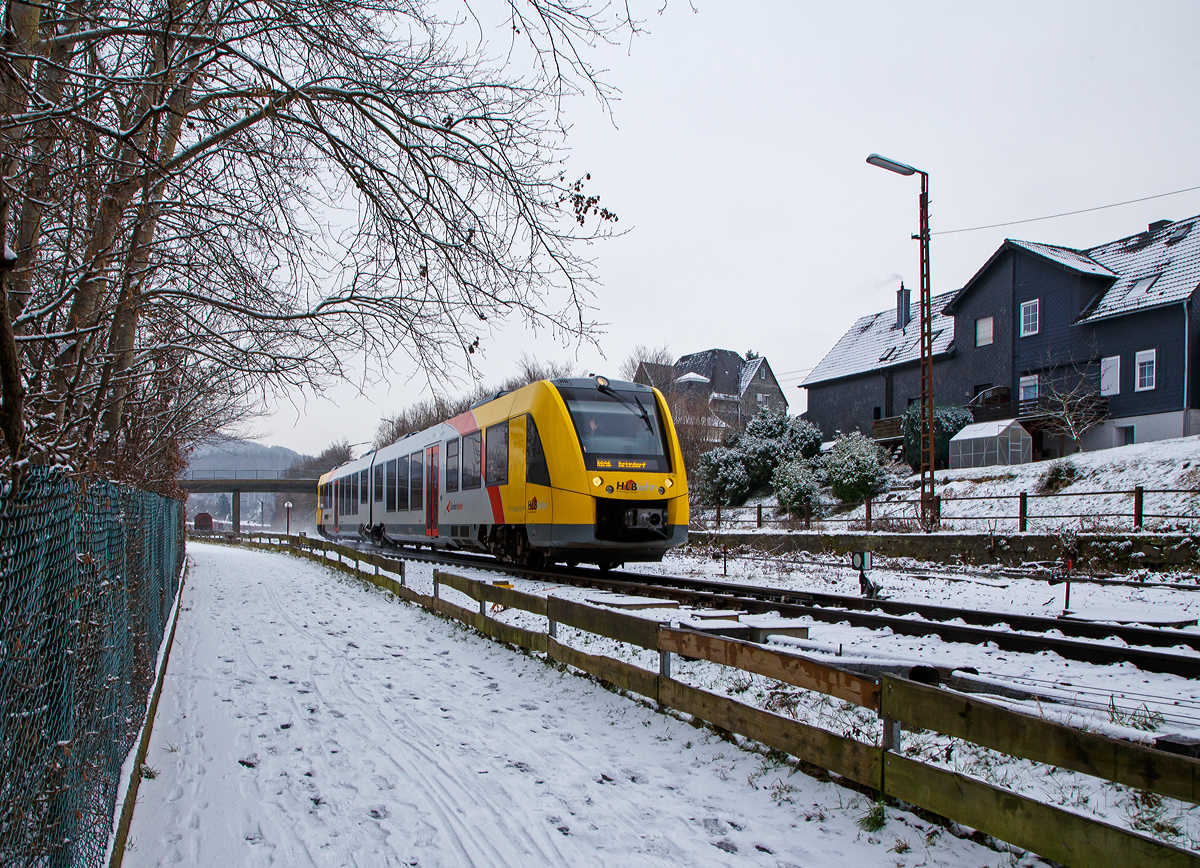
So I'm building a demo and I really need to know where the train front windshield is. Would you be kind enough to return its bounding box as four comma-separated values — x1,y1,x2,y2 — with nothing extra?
557,386,672,472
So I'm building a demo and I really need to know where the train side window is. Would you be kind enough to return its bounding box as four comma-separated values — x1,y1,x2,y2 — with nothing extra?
485,421,509,487
409,451,423,509
360,469,368,504
374,464,383,502
386,460,397,511
397,454,410,511
462,432,482,489
446,438,460,492
351,474,359,514
526,414,551,487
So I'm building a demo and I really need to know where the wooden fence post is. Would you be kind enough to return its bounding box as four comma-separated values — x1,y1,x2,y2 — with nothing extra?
757,503,763,528
804,503,811,530
882,717,901,753
1134,485,1144,530
1019,491,1027,533
715,503,721,529
865,496,872,530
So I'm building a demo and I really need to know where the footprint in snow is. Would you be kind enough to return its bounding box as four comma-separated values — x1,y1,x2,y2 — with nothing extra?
238,755,259,769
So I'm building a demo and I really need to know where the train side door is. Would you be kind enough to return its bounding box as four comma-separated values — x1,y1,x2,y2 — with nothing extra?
425,444,440,537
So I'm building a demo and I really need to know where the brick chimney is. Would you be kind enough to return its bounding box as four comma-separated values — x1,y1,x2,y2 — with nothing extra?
896,283,911,329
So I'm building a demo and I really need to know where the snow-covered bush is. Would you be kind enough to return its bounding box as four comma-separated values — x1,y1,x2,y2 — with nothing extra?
901,404,974,471
693,447,752,506
745,408,822,461
823,432,889,503
1038,459,1079,494
738,435,787,488
771,459,821,515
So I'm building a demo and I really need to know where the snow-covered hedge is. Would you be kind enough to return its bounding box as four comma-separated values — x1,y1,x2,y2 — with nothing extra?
692,408,823,506
693,447,751,506
823,431,889,503
771,459,821,514
901,404,974,470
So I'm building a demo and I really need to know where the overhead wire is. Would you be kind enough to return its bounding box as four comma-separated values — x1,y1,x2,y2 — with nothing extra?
935,183,1200,236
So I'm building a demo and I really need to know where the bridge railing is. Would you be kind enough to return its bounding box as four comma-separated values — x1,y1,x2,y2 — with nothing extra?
182,469,284,480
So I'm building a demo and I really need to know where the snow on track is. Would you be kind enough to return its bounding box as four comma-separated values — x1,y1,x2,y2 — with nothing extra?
125,542,999,867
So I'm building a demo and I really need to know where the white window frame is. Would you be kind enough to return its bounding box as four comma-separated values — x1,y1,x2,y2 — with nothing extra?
1100,355,1120,396
1019,374,1039,402
1020,299,1039,337
975,316,994,347
1135,349,1156,391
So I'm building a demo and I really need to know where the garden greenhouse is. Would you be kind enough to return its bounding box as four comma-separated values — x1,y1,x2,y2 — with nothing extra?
948,419,1033,469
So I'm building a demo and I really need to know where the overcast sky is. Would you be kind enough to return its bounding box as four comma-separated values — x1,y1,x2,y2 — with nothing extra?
249,0,1200,458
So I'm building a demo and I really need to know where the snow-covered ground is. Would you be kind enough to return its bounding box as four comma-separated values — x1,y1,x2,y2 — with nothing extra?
125,543,1007,867
708,434,1200,534
437,548,1200,852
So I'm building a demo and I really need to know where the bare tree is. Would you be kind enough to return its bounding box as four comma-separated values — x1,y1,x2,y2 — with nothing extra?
1030,345,1109,456
0,0,640,485
372,352,576,447
618,343,673,382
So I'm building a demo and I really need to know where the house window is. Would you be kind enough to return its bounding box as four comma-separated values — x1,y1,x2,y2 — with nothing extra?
1135,349,1156,391
1020,300,1039,336
1100,356,1120,396
759,368,765,379
975,316,993,347
1019,375,1038,402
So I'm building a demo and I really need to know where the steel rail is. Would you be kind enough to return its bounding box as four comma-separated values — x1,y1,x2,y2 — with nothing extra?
322,538,1200,678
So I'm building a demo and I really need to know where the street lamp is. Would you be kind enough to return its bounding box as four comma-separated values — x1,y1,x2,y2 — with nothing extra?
285,501,293,535
258,499,264,531
867,153,937,525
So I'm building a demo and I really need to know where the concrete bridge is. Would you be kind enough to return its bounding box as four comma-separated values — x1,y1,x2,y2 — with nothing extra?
179,471,319,532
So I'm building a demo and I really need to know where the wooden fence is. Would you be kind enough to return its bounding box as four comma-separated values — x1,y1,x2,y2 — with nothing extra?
235,532,1200,868
699,484,1200,533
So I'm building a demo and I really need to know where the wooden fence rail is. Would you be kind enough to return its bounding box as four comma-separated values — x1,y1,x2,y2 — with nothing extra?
229,532,1200,868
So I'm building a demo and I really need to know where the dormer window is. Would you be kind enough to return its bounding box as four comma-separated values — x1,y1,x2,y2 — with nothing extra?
1125,275,1159,301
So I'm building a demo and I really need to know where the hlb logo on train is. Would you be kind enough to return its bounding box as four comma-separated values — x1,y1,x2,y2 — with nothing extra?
614,479,642,491
527,496,549,511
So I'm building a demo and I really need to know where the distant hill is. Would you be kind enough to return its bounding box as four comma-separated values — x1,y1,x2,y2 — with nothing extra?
187,440,312,474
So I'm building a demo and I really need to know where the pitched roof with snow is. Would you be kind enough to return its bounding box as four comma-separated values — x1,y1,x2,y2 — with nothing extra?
675,349,746,396
801,290,957,387
738,356,766,394
1077,216,1200,322
943,215,1200,323
1007,240,1116,277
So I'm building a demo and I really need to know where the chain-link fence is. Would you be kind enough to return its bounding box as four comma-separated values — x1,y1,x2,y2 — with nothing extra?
0,467,185,868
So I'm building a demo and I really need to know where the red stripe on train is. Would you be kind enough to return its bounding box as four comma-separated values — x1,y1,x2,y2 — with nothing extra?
487,486,505,523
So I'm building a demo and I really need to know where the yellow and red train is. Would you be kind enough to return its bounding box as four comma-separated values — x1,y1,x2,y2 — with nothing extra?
317,376,689,568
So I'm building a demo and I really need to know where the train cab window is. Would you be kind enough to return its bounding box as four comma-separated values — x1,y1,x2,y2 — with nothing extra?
445,438,460,492
485,421,508,486
374,464,383,502
409,451,423,508
360,469,368,504
386,460,397,511
526,415,551,487
462,431,482,489
397,454,410,511
557,385,672,473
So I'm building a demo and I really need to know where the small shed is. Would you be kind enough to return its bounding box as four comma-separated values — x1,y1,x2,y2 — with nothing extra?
949,419,1032,469
193,512,214,532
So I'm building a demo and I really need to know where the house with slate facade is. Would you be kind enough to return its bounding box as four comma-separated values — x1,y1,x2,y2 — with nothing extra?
802,214,1200,457
635,349,788,432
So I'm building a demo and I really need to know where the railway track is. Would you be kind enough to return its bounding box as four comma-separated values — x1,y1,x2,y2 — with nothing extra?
330,539,1200,679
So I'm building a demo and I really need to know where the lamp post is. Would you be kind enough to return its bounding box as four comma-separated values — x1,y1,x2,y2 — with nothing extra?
867,153,936,525
258,499,264,531
285,501,293,535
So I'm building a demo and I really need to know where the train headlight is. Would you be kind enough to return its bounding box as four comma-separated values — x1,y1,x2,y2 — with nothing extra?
665,478,674,489
592,476,602,487
596,376,609,388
